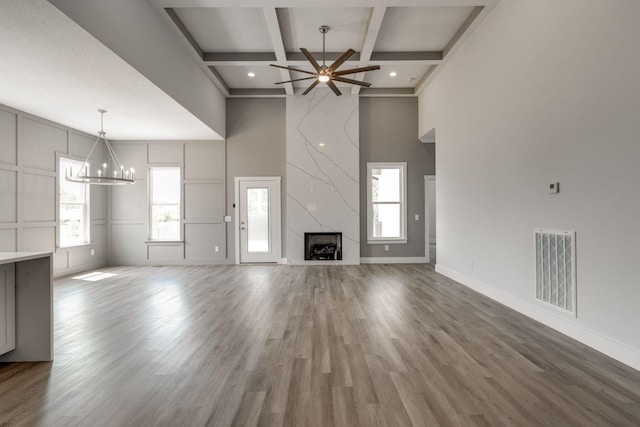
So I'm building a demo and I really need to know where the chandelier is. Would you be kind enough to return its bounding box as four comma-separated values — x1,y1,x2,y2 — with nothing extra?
65,109,135,185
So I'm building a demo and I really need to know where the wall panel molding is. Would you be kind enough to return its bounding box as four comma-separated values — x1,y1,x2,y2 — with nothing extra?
0,103,107,277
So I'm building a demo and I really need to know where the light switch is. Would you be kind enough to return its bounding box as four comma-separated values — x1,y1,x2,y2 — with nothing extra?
415,214,420,221
224,216,232,222
214,246,220,253
549,182,560,194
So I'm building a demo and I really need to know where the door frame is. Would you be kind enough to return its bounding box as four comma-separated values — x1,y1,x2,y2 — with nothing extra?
424,175,436,264
234,176,282,264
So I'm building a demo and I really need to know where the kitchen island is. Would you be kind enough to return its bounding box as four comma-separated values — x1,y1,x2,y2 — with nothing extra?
0,252,53,362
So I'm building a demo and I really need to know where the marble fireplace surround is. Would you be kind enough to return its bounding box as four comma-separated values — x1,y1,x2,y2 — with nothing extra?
286,90,360,265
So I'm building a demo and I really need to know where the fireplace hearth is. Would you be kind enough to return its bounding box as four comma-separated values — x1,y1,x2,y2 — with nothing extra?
304,232,342,261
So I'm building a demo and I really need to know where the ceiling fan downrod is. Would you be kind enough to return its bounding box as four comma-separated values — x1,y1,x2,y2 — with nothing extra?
319,25,329,68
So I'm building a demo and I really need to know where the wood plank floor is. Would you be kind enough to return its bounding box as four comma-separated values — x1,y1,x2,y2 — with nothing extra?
0,264,639,426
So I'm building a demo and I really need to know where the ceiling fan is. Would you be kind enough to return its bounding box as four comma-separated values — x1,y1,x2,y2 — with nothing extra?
270,25,380,96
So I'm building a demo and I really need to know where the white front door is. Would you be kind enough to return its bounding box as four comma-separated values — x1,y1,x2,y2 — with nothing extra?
236,177,281,263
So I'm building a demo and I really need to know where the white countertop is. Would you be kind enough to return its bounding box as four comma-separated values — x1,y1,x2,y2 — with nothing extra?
0,252,52,265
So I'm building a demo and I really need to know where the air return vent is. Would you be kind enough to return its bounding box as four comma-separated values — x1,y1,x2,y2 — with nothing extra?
535,230,576,315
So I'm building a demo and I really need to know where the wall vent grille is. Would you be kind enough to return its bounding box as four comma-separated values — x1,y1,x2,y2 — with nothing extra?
535,230,576,315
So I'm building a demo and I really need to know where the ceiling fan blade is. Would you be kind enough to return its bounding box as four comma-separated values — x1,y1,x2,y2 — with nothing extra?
302,79,320,95
326,80,342,96
300,48,322,73
333,76,371,87
275,76,317,85
269,64,316,76
332,65,381,76
328,49,356,72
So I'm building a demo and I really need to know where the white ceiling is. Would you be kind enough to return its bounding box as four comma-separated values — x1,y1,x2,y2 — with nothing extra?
374,7,476,51
175,7,273,52
0,0,494,139
161,0,492,96
0,0,219,140
278,8,371,53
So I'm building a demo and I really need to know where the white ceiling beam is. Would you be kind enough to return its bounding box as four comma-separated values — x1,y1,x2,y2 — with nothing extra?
203,51,442,63
152,0,497,8
203,53,441,66
352,6,385,95
360,8,387,63
263,7,293,95
162,8,229,97
203,59,442,67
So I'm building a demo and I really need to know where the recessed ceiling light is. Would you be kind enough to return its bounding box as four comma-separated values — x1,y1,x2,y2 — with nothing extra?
319,142,325,147
248,72,255,77
389,72,397,77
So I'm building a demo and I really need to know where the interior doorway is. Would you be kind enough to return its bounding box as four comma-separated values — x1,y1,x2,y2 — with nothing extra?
425,175,436,264
235,177,281,264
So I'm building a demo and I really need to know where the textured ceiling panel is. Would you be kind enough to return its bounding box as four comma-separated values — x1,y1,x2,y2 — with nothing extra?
215,65,284,89
365,64,432,88
278,7,371,53
174,7,273,52
374,6,475,51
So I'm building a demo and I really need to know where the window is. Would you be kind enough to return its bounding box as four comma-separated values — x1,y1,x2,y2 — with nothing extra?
367,162,407,244
150,167,181,240
59,157,90,247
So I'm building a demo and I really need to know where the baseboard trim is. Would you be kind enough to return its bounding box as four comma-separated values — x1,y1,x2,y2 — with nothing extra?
108,259,233,266
361,256,428,264
54,261,109,279
435,264,640,371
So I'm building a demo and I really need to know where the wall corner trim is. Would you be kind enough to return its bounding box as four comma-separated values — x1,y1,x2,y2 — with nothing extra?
360,257,428,264
435,264,640,371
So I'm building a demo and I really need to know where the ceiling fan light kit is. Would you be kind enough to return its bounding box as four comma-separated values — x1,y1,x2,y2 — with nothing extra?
270,25,380,96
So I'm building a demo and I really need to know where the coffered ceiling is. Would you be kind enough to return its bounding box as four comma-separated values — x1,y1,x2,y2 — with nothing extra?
0,0,496,139
152,0,496,97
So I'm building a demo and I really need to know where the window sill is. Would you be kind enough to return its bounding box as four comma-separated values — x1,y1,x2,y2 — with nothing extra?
367,239,407,245
57,243,94,252
144,240,184,244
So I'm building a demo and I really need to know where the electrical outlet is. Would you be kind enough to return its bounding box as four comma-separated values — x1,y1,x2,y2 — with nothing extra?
90,249,95,256
214,246,220,253
384,245,389,251
415,214,420,220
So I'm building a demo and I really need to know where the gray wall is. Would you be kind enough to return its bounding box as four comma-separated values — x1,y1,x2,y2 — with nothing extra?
0,103,108,277
109,141,226,265
359,97,435,258
225,98,286,261
418,0,640,368
224,97,434,261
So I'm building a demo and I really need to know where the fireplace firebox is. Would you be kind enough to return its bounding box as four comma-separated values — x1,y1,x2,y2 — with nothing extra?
304,232,342,261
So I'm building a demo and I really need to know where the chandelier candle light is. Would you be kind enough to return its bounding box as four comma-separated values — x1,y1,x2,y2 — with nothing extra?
66,109,135,185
